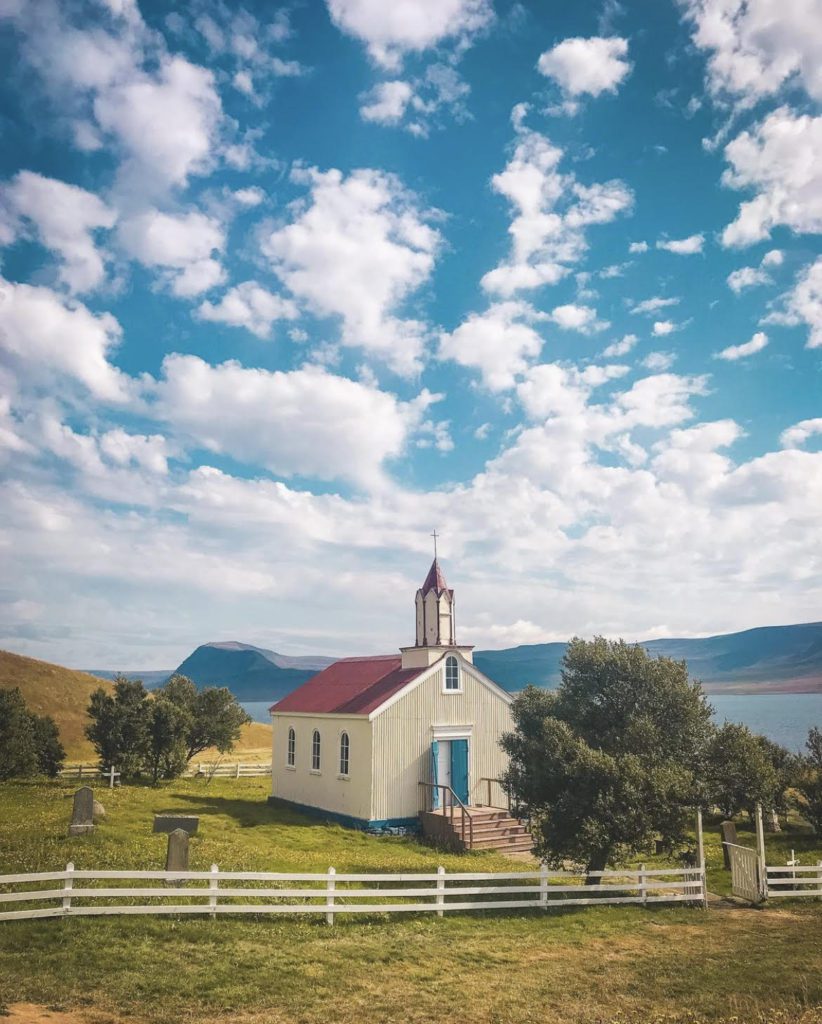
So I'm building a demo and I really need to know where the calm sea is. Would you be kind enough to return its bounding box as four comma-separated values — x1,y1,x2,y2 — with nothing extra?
244,693,822,752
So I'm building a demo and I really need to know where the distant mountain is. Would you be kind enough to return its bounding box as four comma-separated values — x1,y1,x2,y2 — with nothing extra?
474,621,822,694
86,669,172,688
169,642,336,702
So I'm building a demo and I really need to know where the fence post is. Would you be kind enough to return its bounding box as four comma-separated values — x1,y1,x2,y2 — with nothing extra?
755,803,767,901
236,762,241,779
108,765,115,789
209,863,219,918
540,862,548,910
62,861,74,914
639,863,647,907
696,807,708,909
817,861,822,903
436,865,445,918
326,867,336,926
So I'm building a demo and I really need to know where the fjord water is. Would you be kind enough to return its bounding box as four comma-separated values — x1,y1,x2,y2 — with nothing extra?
244,694,822,752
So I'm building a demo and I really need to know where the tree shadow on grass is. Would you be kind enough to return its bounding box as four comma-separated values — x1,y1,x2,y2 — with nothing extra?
159,793,321,829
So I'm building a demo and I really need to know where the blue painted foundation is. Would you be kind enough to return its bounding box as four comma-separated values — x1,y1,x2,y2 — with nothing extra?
267,796,420,833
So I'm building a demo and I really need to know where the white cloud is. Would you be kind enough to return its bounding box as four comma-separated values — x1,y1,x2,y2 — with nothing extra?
652,320,678,336
763,249,784,267
642,351,676,371
262,166,441,375
721,109,822,247
537,36,631,102
549,303,607,333
628,240,648,253
601,333,637,358
481,121,633,297
359,80,413,124
765,257,822,348
153,355,436,488
682,0,822,106
325,0,493,69
232,187,265,207
630,296,679,315
727,265,771,293
438,301,546,391
0,278,129,402
656,233,704,255
780,418,822,449
0,172,116,293
195,282,299,338
715,330,769,361
117,208,225,298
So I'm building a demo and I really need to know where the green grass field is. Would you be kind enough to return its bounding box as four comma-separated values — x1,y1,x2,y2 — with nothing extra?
1,777,822,1024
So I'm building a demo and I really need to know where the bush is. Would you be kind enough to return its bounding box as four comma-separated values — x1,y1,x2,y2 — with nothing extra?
0,688,65,779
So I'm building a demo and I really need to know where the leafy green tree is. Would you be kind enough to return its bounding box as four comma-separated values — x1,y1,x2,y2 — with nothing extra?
756,735,801,830
0,688,38,780
501,637,713,876
31,714,66,777
160,674,250,762
796,727,822,835
0,689,65,779
145,697,188,784
705,723,778,820
85,677,150,778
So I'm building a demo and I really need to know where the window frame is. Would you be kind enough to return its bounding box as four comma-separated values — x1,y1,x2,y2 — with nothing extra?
444,654,462,693
286,726,296,769
311,728,321,772
339,730,350,778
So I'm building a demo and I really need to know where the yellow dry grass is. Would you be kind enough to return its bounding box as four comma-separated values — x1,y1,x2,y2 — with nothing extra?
0,648,272,762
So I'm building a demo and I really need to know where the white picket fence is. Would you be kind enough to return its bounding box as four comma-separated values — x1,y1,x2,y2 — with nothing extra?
766,862,822,899
0,864,706,924
59,763,271,782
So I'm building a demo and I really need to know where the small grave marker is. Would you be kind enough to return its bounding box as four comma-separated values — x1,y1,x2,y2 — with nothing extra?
165,828,190,881
720,820,738,869
68,786,95,836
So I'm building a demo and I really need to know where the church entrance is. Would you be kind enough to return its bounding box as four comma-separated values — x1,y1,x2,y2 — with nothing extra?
432,737,469,806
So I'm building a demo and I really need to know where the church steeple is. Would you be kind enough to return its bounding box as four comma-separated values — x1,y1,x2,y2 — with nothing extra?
415,556,455,647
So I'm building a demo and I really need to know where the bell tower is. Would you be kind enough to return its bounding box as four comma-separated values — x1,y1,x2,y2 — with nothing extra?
400,535,474,669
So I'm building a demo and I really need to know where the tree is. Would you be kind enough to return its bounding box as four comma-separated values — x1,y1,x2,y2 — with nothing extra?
0,688,38,780
705,723,778,820
756,735,801,831
501,637,713,876
0,688,65,779
796,727,822,836
160,674,250,762
31,714,66,777
85,677,150,778
145,697,189,784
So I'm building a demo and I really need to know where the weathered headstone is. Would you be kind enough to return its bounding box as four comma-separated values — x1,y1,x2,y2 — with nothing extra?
93,799,106,821
68,786,95,836
720,820,738,869
153,814,199,835
165,828,189,880
764,808,781,833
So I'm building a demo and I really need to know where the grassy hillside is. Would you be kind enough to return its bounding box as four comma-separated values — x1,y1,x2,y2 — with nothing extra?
0,649,272,762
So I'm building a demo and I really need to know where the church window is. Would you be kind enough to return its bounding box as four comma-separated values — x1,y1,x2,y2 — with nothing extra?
445,655,460,691
339,731,350,776
312,729,321,771
287,727,296,767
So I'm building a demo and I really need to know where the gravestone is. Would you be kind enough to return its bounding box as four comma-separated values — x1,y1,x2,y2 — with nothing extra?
68,786,95,836
153,814,199,835
720,820,738,869
165,828,189,880
93,799,106,820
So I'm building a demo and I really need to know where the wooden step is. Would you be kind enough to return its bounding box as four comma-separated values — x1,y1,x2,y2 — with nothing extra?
470,833,533,850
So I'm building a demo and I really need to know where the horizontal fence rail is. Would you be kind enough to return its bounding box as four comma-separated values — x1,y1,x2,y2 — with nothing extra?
766,862,822,899
0,864,705,924
58,763,272,781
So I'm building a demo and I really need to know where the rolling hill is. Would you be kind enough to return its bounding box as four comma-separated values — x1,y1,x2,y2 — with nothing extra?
0,649,273,762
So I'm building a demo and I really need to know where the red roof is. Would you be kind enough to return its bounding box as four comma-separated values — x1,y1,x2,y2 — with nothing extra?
420,558,452,596
270,655,425,715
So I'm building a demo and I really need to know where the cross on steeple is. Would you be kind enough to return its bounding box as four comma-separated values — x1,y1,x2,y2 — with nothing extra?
431,529,439,561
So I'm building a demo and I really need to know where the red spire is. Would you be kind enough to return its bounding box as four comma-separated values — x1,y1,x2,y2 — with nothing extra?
420,558,449,595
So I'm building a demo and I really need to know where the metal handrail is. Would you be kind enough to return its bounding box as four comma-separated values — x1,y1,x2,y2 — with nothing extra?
418,782,475,850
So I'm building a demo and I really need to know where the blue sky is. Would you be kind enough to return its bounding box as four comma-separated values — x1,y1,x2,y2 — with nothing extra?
1,0,821,669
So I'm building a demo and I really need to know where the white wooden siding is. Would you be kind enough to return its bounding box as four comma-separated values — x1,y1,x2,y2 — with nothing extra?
370,658,513,821
271,715,372,821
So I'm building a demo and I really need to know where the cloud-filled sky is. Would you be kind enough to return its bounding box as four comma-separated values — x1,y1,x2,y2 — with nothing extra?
1,0,822,669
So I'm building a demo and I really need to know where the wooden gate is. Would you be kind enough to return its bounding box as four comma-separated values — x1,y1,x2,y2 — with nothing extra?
727,842,763,903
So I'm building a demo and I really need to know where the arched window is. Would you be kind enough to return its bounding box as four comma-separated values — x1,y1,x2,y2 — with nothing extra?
339,731,350,776
287,727,296,767
445,655,460,691
311,729,321,771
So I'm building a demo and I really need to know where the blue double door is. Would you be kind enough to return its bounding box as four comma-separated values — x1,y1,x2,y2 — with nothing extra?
431,738,469,807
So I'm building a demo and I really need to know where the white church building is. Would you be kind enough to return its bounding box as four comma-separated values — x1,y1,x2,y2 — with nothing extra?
269,558,521,844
